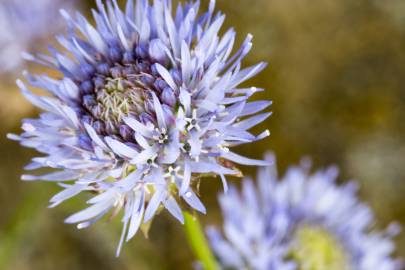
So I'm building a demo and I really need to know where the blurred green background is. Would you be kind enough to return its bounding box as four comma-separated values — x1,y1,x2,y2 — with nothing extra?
1,0,405,269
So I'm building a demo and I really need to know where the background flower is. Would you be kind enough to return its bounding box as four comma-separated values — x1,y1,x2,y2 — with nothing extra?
9,0,270,255
208,154,403,270
0,0,76,75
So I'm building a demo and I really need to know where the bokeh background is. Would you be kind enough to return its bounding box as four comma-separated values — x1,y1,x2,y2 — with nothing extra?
1,0,405,269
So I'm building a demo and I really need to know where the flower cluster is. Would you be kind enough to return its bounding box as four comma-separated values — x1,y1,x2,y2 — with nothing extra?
207,154,403,270
9,0,271,255
0,0,76,74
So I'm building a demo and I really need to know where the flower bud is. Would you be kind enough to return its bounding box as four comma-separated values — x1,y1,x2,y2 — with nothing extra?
149,39,169,65
82,94,96,109
96,63,110,75
80,81,94,95
109,47,122,62
161,87,176,107
119,125,134,141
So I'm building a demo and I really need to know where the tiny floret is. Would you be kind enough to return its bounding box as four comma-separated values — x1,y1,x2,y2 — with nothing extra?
9,0,271,255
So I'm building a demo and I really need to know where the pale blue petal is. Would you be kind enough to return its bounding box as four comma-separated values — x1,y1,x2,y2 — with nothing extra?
143,189,166,223
105,136,138,158
123,117,153,138
183,191,206,214
126,192,145,241
164,196,184,224
223,151,271,166
65,199,115,224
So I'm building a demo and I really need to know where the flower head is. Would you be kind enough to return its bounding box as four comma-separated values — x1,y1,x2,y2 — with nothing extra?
0,0,76,74
9,0,271,255
207,154,403,270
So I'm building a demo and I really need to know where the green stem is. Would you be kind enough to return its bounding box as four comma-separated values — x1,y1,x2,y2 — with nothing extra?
183,211,219,270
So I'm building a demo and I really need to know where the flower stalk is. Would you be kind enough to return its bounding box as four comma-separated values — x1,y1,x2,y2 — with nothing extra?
183,211,219,270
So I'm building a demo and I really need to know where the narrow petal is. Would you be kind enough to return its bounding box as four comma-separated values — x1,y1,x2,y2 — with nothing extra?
84,123,108,150
123,117,153,138
240,101,272,117
181,40,192,83
183,191,206,214
130,146,158,165
152,92,167,129
144,189,166,223
164,196,184,224
116,217,129,257
50,184,85,207
235,112,272,130
126,192,145,241
105,136,138,158
220,174,229,193
189,161,237,175
155,63,177,90
223,151,271,166
22,171,80,182
65,199,115,224
180,161,191,195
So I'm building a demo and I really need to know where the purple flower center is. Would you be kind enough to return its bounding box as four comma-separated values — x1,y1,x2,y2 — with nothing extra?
75,45,177,139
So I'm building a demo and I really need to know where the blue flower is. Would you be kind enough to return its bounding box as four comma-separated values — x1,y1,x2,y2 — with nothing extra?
9,0,271,255
207,154,403,270
0,0,76,74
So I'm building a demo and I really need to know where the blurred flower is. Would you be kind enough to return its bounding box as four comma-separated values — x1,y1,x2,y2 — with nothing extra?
207,154,402,270
9,0,270,255
0,0,75,74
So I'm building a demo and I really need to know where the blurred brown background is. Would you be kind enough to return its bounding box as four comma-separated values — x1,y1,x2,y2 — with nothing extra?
1,0,404,269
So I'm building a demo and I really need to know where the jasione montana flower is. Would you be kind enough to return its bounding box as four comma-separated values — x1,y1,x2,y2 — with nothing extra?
9,0,271,255
207,154,403,270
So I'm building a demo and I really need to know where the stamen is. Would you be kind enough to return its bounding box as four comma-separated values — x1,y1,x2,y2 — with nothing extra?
164,166,182,183
153,128,169,144
185,109,201,131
